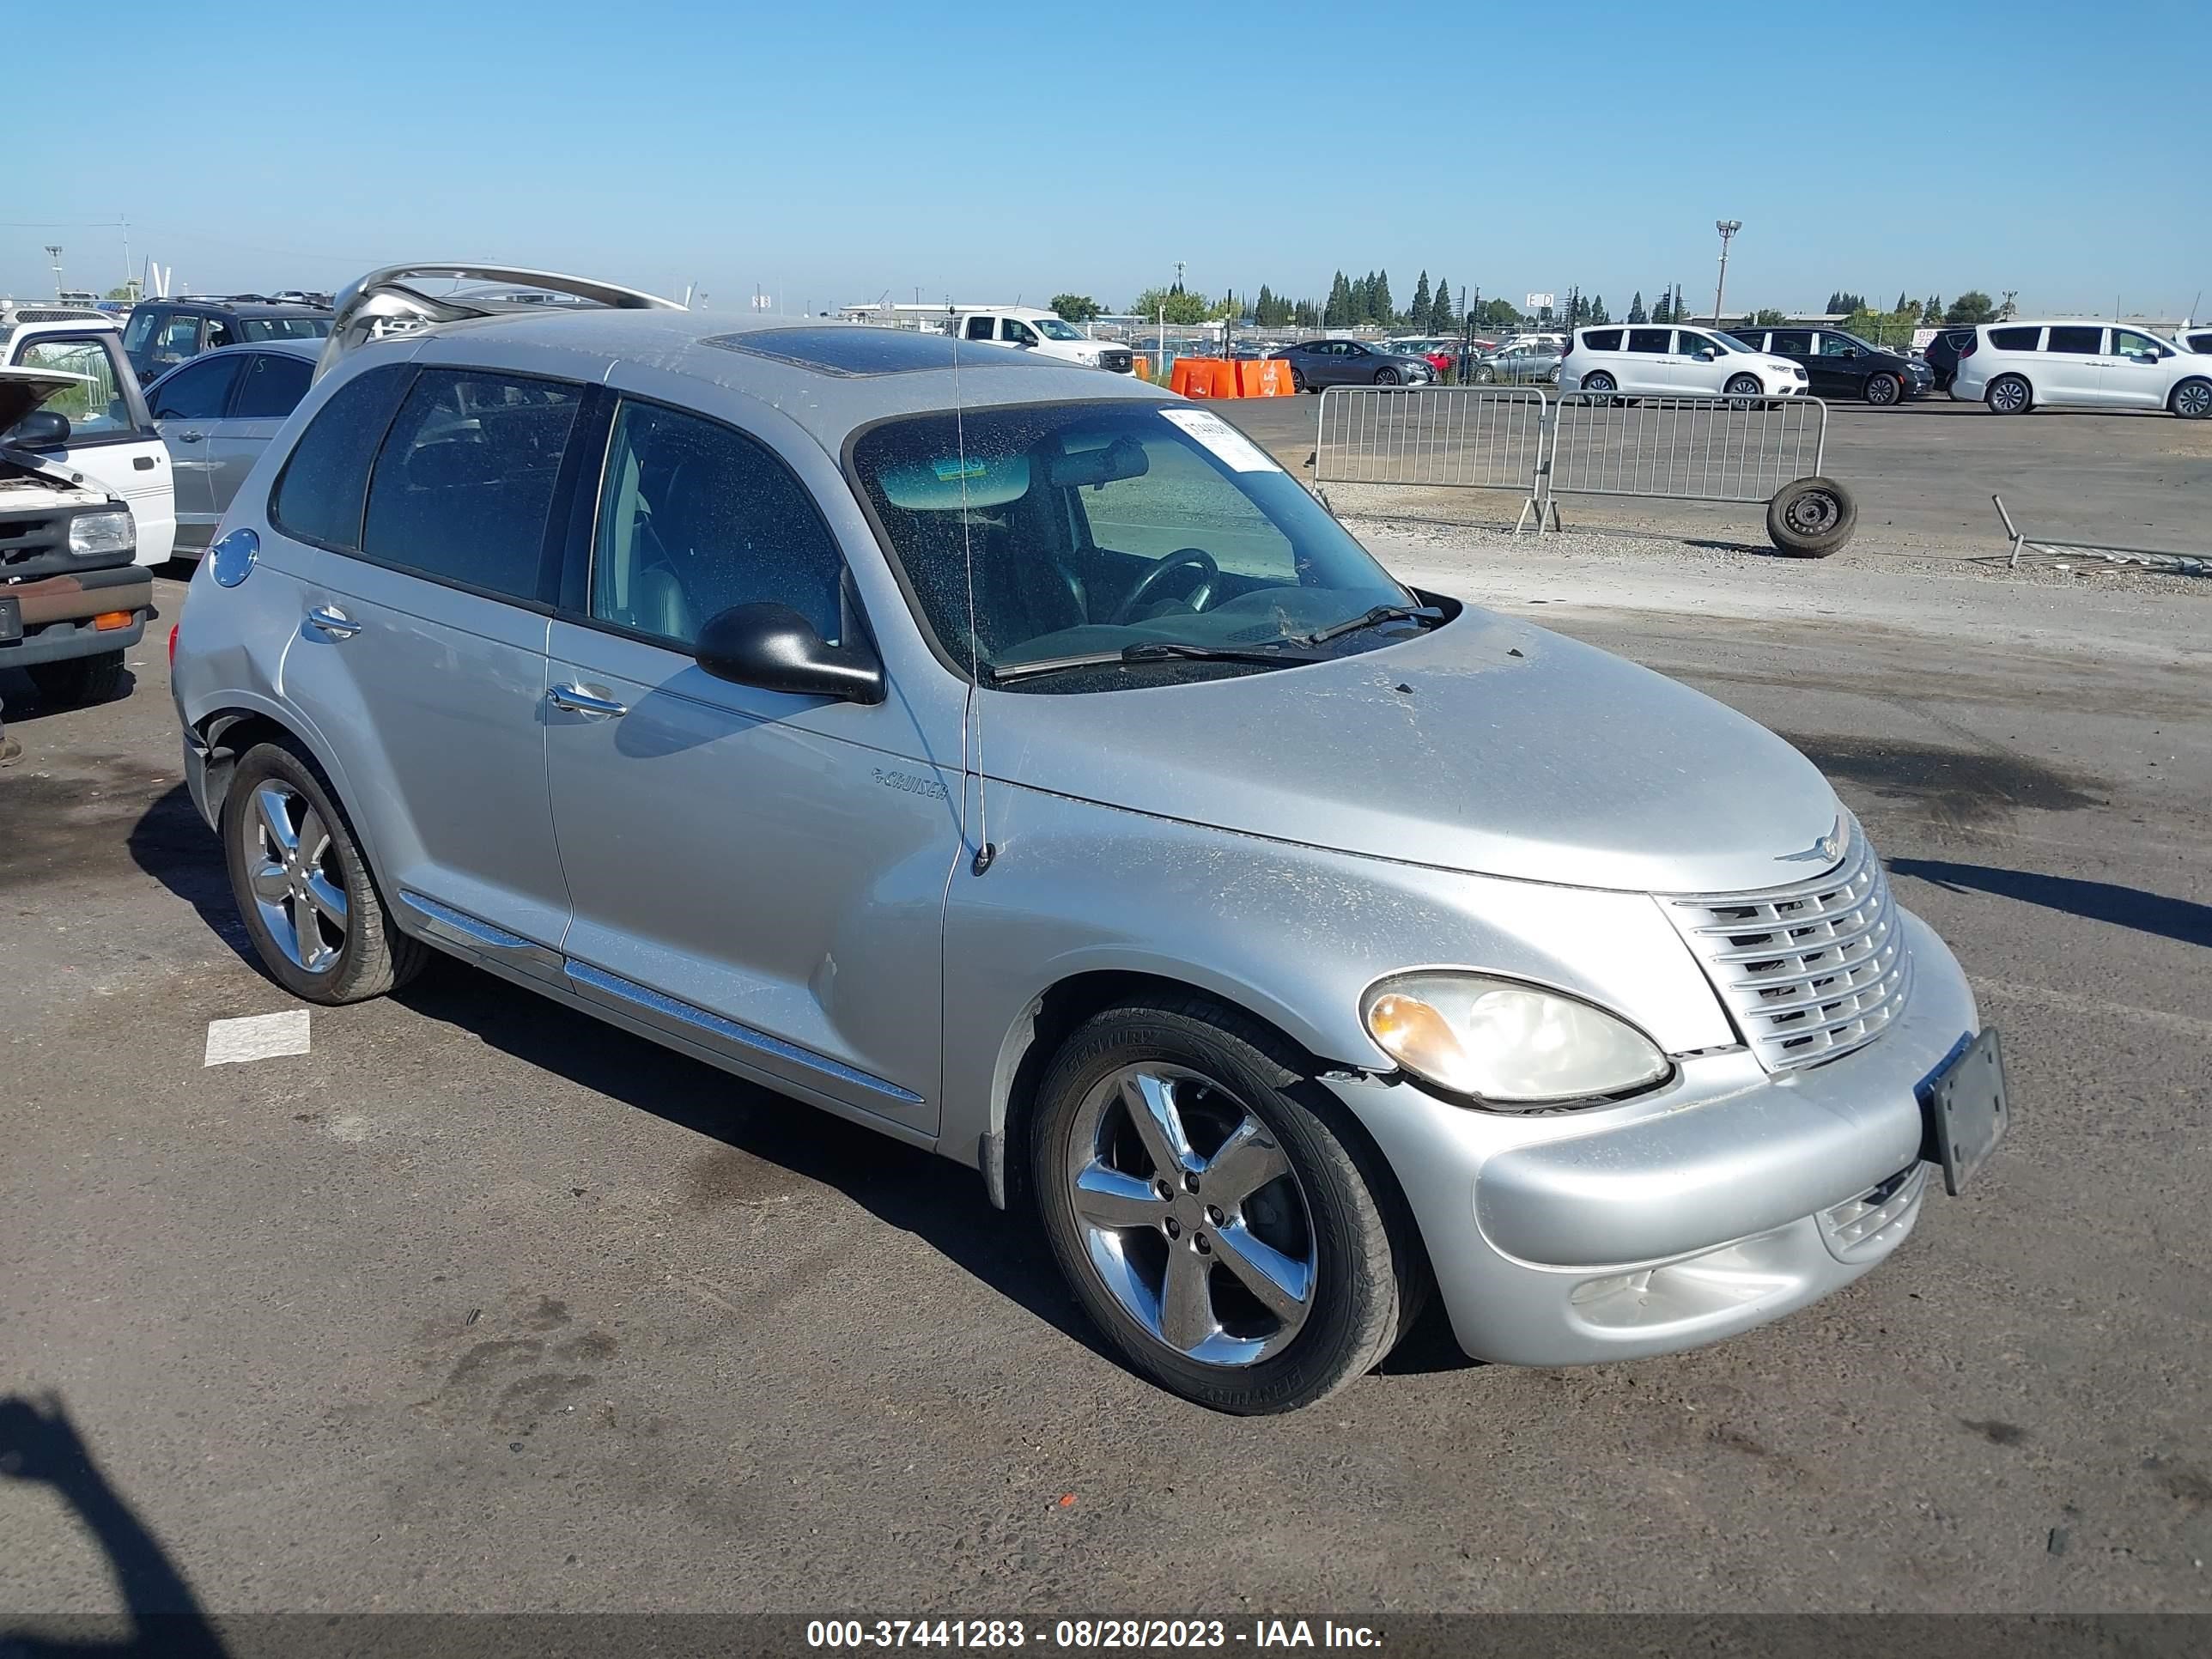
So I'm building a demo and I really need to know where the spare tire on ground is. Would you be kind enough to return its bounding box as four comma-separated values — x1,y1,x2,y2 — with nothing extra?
1766,475,1856,557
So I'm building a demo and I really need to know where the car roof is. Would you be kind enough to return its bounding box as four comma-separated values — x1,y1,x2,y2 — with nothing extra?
366,308,1170,451
154,299,330,318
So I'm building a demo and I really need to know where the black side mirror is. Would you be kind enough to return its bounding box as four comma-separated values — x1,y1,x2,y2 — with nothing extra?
7,409,70,448
694,603,884,703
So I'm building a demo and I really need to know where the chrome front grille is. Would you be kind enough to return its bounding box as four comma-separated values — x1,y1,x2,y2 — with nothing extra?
1665,821,1911,1072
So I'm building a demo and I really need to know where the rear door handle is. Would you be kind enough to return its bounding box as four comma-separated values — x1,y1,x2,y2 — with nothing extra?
549,683,628,718
306,605,360,639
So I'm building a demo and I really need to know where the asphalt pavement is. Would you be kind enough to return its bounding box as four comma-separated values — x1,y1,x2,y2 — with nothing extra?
3,540,2208,1620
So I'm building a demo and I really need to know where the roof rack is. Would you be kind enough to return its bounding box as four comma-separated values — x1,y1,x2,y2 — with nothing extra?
315,262,684,380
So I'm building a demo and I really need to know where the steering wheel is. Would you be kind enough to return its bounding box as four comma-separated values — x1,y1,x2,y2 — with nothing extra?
1110,549,1219,625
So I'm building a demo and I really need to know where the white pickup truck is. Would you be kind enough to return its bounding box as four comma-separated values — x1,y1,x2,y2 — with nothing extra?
943,307,1133,374
2,313,175,566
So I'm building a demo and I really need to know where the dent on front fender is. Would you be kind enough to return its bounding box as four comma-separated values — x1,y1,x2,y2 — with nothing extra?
937,782,1736,1182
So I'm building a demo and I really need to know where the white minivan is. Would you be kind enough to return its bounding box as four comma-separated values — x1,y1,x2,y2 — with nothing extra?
1560,325,1807,399
1950,321,2212,417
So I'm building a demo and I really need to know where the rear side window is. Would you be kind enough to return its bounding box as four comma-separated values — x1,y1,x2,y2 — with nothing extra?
1771,331,1813,355
1582,329,1622,351
1626,329,1669,354
229,352,313,419
1987,326,2040,350
270,364,413,550
2045,325,2101,354
360,368,582,602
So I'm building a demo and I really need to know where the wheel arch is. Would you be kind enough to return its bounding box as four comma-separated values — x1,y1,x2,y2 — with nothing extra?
977,966,1358,1213
189,702,390,889
2170,374,2212,415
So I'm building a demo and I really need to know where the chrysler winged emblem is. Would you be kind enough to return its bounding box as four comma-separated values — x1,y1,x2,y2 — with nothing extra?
1780,823,1847,865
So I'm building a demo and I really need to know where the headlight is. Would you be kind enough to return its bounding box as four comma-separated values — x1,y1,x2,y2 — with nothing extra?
69,507,136,557
1361,973,1669,1107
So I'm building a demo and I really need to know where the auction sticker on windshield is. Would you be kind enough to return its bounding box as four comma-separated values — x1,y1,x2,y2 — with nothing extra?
1158,408,1279,473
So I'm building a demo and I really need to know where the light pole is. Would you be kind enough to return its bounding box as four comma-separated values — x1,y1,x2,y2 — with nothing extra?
1712,220,1741,326
45,244,64,298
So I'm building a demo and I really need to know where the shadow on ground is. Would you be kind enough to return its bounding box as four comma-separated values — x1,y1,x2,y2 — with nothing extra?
0,1393,228,1657
1891,858,2212,950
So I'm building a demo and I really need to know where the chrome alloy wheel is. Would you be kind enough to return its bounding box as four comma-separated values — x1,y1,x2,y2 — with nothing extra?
242,780,348,973
1064,1064,1316,1366
2173,379,2212,419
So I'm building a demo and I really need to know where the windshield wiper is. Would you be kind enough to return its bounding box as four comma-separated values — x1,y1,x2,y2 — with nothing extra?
1293,603,1443,647
983,640,1327,686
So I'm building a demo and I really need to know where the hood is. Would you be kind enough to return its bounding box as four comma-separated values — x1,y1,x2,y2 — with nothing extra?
0,365,88,434
985,605,1843,895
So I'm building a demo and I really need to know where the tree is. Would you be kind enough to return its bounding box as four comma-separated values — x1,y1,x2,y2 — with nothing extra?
1626,291,1647,325
1922,295,1942,329
1371,270,1395,325
1650,289,1671,324
1293,297,1320,328
1323,271,1352,327
1408,271,1431,333
1946,290,1996,325
1049,294,1102,324
1130,286,1211,325
1588,294,1609,325
1826,290,1867,317
1751,307,1789,326
1894,291,1909,315
1429,275,1454,332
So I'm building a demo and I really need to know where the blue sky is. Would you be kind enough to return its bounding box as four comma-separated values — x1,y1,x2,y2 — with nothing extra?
8,0,2207,321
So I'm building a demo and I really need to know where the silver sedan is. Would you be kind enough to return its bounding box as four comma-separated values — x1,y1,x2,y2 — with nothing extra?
145,339,320,555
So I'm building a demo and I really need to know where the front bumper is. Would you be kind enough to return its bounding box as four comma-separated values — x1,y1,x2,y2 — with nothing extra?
1326,910,1981,1366
0,564,155,667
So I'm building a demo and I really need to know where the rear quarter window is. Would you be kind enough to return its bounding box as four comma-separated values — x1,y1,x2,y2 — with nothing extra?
1987,326,2041,351
270,364,413,550
1582,329,1622,351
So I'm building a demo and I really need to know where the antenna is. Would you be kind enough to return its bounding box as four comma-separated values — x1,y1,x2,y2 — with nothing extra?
949,304,994,876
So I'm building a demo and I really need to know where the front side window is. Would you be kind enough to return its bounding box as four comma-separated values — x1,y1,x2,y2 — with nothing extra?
270,364,413,550
2110,329,2166,362
1626,328,1669,354
359,368,582,600
1673,331,1719,357
1816,332,1865,356
590,398,843,648
149,355,241,422
852,401,1413,684
15,337,145,437
229,352,313,419
1988,325,2041,350
1003,319,1041,347
2045,326,2102,355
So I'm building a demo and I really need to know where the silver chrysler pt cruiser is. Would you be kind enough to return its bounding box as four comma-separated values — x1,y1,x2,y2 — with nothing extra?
172,265,2008,1413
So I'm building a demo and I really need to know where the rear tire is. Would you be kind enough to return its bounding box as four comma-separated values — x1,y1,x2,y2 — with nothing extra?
1986,374,2032,415
1766,476,1857,557
1030,998,1424,1414
1290,368,1308,393
222,739,430,1006
27,649,126,708
1864,372,1901,406
2171,378,2212,420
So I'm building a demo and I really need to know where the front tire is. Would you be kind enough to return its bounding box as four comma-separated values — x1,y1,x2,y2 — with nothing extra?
27,649,126,708
1373,368,1399,386
1724,373,1765,404
1030,1000,1422,1413
2171,378,2212,420
222,739,429,1005
1986,374,2033,415
1864,372,1900,406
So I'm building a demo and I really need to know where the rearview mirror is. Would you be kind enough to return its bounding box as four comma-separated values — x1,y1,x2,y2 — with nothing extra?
1044,434,1149,489
6,409,70,448
694,603,884,703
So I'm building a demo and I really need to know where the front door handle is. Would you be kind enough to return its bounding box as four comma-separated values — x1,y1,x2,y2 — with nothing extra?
306,605,360,639
549,683,629,718
175,430,204,443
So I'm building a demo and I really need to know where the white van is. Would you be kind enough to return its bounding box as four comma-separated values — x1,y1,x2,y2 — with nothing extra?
3,316,176,562
1560,325,1807,399
943,307,1133,373
1949,321,2212,418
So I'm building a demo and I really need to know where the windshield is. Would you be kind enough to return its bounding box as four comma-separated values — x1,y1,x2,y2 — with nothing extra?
1033,316,1085,340
852,401,1416,686
240,317,331,342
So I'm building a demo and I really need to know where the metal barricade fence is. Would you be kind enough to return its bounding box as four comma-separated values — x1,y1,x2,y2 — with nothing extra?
1543,392,1827,506
1315,386,1547,523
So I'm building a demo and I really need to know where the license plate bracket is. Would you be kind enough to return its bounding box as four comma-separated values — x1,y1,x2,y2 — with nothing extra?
1920,1027,2009,1196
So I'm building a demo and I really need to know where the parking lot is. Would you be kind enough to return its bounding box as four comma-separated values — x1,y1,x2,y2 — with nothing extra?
4,520,2208,1620
1215,394,2212,558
